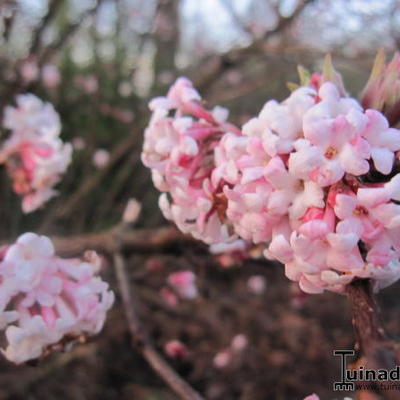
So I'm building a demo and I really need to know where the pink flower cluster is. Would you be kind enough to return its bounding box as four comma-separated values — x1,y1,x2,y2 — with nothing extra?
142,77,241,244
1,94,72,213
0,233,114,364
143,76,400,294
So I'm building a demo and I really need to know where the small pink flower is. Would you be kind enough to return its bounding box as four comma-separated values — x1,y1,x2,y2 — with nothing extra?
231,334,248,352
213,349,231,368
122,198,141,224
20,60,39,83
41,64,60,89
92,149,110,169
247,275,266,295
164,340,189,360
167,271,198,299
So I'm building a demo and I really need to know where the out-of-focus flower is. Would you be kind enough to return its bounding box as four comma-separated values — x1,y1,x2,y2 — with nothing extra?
164,340,189,360
20,59,39,83
247,275,266,295
160,287,178,307
231,334,248,352
41,64,61,89
213,350,231,368
1,94,72,213
122,198,142,224
167,270,198,299
0,233,114,364
72,137,86,150
118,81,133,97
303,395,319,400
75,75,98,94
92,149,110,169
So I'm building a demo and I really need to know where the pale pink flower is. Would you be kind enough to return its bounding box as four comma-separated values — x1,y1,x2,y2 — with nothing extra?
74,75,98,94
213,349,231,368
92,149,110,169
3,93,61,138
294,82,371,186
142,77,240,245
361,109,400,174
20,60,39,83
247,275,266,295
231,334,248,352
1,94,72,213
41,64,61,89
0,233,114,364
167,270,198,299
243,86,316,156
122,198,141,224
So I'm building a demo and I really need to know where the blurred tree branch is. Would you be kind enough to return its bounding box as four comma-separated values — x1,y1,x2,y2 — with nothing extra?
113,252,205,400
191,0,314,92
29,0,65,56
50,225,191,258
38,0,106,65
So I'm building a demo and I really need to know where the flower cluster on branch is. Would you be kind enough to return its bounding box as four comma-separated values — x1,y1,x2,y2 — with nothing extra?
0,233,114,364
1,94,72,213
142,56,400,295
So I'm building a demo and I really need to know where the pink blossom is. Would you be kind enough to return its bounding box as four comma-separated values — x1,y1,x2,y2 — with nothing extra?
247,275,266,295
243,86,316,156
167,270,198,299
213,349,231,368
1,94,72,213
142,77,240,244
122,198,141,224
20,60,39,83
93,149,110,169
303,395,319,400
0,233,114,364
143,74,400,295
75,75,98,94
41,64,61,89
294,82,371,186
164,340,189,360
231,334,248,352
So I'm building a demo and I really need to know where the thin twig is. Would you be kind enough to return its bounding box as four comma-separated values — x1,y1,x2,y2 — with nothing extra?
113,252,205,400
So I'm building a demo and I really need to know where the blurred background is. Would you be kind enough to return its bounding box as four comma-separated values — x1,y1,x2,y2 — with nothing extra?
0,1,399,399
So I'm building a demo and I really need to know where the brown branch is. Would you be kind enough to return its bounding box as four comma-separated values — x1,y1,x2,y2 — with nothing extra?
51,225,191,258
28,0,64,56
192,0,314,91
346,279,400,400
39,0,105,65
113,252,205,400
